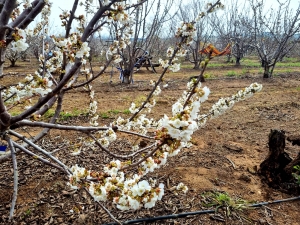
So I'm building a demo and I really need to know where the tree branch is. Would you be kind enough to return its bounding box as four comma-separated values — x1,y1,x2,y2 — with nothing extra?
120,143,162,171
10,59,82,124
12,141,66,173
8,129,71,174
89,133,155,159
14,119,108,132
5,135,18,220
0,0,17,38
65,0,79,38
9,0,43,29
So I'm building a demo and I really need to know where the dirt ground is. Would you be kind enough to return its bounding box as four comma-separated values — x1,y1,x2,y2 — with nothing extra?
0,61,300,225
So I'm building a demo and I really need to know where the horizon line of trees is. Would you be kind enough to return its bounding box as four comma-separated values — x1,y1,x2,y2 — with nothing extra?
5,0,300,79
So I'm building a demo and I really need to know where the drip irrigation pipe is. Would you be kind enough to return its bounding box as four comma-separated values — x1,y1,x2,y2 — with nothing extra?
103,195,300,225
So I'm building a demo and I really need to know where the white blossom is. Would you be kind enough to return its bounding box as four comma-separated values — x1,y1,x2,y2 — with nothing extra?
11,39,29,52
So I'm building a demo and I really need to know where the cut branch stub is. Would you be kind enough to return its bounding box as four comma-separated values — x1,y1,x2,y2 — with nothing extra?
259,129,300,194
259,130,292,187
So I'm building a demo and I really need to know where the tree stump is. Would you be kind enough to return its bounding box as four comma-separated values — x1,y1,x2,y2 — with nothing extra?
259,130,300,194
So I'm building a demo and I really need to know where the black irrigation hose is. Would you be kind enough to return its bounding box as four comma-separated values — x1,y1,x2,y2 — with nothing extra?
103,196,300,225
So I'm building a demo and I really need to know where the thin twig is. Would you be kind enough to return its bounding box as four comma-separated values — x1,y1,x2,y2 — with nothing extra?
89,133,156,159
118,129,154,139
12,141,67,173
83,187,122,225
5,136,18,220
8,130,71,175
120,144,163,171
223,156,236,169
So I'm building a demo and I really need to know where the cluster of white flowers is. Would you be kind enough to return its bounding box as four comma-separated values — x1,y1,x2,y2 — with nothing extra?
89,100,98,114
158,58,169,69
106,39,131,63
208,82,263,119
166,47,174,57
68,161,164,211
11,39,28,52
176,21,196,45
153,86,161,96
144,98,156,113
159,58,180,72
87,87,100,127
76,42,90,58
94,128,117,147
159,46,188,73
169,63,181,72
33,2,51,35
129,102,139,114
176,182,189,193
3,72,53,103
52,34,90,63
68,80,263,211
155,80,210,146
127,114,153,135
107,2,129,24
11,28,29,52
68,164,88,189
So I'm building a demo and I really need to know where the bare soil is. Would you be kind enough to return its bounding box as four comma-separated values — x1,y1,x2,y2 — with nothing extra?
1,61,300,225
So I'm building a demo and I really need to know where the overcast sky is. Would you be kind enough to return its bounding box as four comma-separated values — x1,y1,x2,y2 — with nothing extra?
45,0,300,34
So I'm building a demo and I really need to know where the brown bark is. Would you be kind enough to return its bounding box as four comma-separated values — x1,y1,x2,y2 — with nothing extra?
259,130,300,194
287,135,300,146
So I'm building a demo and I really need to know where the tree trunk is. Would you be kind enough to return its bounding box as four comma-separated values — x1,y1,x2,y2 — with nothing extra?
263,70,271,78
263,64,272,78
226,54,232,63
122,69,131,84
235,57,241,66
259,130,300,194
10,60,16,67
193,61,200,70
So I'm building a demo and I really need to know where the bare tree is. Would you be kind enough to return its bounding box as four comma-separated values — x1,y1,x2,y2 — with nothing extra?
108,0,176,83
250,0,300,78
5,45,25,67
210,0,255,65
177,0,215,70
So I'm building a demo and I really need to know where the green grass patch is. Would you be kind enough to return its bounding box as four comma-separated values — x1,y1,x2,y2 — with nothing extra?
123,109,131,114
201,191,250,214
42,108,87,120
10,111,20,116
241,68,250,75
43,109,55,118
100,112,109,119
226,71,237,77
277,61,300,67
108,109,120,114
292,165,300,184
204,73,214,79
239,58,261,67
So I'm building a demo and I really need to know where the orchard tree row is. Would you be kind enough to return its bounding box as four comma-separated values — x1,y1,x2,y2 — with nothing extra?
4,0,300,79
